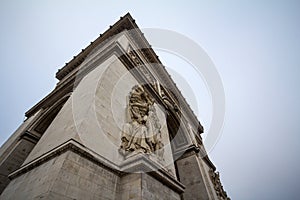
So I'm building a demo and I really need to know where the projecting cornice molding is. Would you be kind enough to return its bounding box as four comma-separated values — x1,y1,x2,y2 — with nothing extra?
25,13,203,136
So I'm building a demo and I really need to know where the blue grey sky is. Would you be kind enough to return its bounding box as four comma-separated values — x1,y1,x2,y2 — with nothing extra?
1,1,300,199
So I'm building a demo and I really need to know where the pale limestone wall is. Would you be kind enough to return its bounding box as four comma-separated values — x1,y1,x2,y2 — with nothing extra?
48,151,119,200
0,110,42,163
1,151,120,200
95,56,139,148
118,173,142,199
22,55,118,166
0,151,67,199
0,139,36,192
118,173,181,200
0,110,43,193
2,149,183,200
96,60,176,175
21,33,130,165
1,32,183,199
0,28,221,199
23,33,177,175
21,33,136,167
176,153,222,200
22,94,81,166
176,153,211,200
141,173,181,200
71,55,126,166
201,158,219,199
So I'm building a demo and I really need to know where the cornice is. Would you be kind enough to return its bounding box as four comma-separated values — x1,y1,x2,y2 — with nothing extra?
56,13,138,81
8,139,121,180
26,12,203,134
8,139,185,194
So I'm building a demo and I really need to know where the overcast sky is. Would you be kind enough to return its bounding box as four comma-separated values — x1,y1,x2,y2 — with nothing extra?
1,1,300,199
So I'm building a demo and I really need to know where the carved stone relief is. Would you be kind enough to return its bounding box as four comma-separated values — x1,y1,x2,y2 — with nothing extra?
209,169,230,200
128,47,156,84
120,85,164,159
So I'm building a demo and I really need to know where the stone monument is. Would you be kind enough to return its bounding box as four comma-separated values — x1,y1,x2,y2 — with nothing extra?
0,13,229,199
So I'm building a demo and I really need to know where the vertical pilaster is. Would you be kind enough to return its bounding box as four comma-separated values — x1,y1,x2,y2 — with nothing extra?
176,150,213,200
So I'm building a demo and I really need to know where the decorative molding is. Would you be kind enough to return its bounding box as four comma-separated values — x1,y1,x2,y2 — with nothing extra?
19,131,40,144
8,139,185,194
119,153,185,194
208,169,230,200
25,13,203,148
8,139,121,180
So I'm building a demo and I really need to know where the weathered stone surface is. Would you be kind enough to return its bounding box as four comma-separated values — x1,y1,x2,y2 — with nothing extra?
0,110,43,193
118,173,181,200
141,173,181,200
1,148,184,200
176,152,211,200
0,13,229,200
0,152,67,199
1,151,120,200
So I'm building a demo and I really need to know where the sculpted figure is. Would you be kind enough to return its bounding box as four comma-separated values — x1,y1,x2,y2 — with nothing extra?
208,169,230,200
120,85,164,158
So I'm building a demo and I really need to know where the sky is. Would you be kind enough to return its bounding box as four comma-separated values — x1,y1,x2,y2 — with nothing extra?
0,0,300,199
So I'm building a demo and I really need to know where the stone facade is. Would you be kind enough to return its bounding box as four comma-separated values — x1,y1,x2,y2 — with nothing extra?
0,13,229,199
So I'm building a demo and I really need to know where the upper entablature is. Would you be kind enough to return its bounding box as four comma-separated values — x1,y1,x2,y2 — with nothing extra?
26,13,203,135
55,13,161,82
